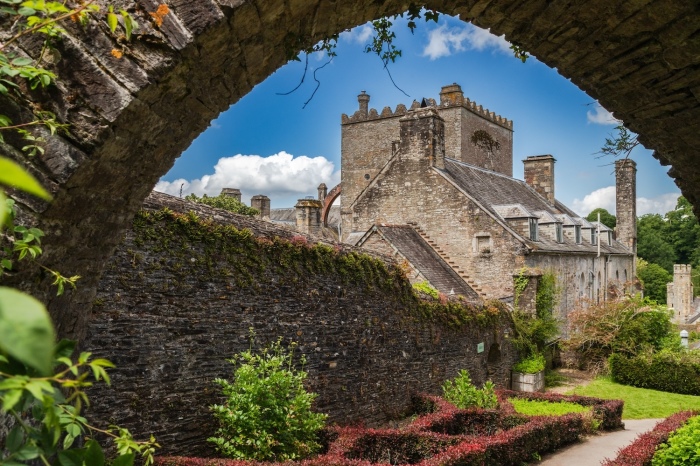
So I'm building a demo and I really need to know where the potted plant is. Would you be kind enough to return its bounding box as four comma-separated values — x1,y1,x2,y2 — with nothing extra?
511,352,545,392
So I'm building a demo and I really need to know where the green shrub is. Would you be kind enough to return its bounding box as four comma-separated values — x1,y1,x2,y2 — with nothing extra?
185,193,260,216
513,353,545,374
609,351,700,396
652,415,700,465
208,337,327,461
442,369,498,409
508,398,591,417
412,280,439,299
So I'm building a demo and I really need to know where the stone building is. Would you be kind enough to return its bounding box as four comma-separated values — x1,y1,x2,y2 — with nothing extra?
333,84,636,320
667,264,700,324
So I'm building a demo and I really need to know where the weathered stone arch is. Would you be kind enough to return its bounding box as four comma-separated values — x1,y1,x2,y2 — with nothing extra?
321,183,341,227
3,0,699,339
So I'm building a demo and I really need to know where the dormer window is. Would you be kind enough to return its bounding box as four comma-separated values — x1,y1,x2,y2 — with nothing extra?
529,218,538,241
575,225,582,244
556,224,564,243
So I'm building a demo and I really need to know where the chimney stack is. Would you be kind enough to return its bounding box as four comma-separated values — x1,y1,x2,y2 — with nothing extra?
251,195,270,220
220,188,241,202
523,155,556,204
399,107,445,169
615,159,637,253
295,198,323,235
358,91,370,117
439,83,464,106
318,183,327,201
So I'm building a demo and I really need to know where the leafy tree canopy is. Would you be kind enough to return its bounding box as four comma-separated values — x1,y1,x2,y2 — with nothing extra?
185,193,259,216
637,259,672,303
586,208,616,229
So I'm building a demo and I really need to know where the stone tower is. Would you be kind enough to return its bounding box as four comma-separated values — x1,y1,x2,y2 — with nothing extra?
523,155,556,204
615,159,637,254
668,264,693,323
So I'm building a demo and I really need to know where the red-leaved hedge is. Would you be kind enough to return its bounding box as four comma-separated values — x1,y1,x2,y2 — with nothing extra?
156,391,624,466
601,411,697,466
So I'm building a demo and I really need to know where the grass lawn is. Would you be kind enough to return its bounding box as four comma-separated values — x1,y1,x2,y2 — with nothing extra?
568,377,700,419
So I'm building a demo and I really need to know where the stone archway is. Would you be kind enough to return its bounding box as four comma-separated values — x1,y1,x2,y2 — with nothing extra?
4,0,700,339
321,184,342,227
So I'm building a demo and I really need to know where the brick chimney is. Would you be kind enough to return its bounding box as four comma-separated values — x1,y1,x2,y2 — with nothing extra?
523,155,556,204
220,188,241,202
358,91,370,117
251,195,270,220
295,198,322,235
399,107,445,169
615,159,637,253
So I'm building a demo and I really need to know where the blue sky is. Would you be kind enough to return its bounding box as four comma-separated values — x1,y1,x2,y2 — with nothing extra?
156,13,680,215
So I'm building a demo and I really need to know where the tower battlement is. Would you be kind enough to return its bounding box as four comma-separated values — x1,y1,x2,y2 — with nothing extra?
341,88,512,129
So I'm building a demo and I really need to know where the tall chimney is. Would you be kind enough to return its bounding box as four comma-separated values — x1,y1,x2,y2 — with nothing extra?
220,188,241,202
318,183,327,201
251,195,270,220
358,91,370,117
295,198,322,235
398,107,445,169
439,83,464,106
523,155,556,204
615,159,637,253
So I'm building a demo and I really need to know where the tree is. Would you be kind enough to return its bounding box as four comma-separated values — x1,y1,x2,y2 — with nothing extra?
586,208,616,229
664,196,700,266
637,259,672,303
637,214,677,273
185,193,259,216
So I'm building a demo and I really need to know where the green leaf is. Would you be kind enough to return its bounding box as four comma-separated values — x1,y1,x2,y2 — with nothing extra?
84,439,105,466
6,425,23,452
0,287,55,374
0,157,50,200
0,114,11,126
16,5,33,15
0,190,6,228
58,449,84,466
10,57,32,66
14,443,39,460
112,453,135,466
107,11,118,33
2,388,23,410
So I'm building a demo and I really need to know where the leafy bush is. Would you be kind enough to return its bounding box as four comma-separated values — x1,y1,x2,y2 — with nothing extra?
208,337,327,461
442,369,498,409
603,411,696,466
511,271,559,360
652,415,700,465
185,193,259,216
609,351,700,396
513,353,545,374
412,280,439,299
566,296,675,369
509,398,590,417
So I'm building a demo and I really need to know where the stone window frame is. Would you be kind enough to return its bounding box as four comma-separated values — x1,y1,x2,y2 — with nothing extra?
575,225,582,244
528,218,538,241
474,232,493,254
591,228,598,245
555,223,564,243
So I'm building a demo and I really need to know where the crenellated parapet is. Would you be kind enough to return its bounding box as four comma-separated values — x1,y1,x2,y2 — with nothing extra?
341,85,512,129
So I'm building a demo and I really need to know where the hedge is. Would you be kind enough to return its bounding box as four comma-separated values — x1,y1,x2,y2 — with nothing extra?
601,411,697,466
609,352,700,395
156,391,624,466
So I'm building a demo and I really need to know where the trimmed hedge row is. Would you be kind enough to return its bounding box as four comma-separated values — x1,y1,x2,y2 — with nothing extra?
609,352,700,395
155,391,624,466
602,411,697,466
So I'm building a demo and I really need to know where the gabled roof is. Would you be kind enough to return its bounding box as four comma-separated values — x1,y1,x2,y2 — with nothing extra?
534,211,560,224
555,214,578,226
440,158,632,255
359,225,480,301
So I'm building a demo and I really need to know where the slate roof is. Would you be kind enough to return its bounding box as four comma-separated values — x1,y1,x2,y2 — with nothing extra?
362,225,480,301
270,206,340,229
441,158,631,255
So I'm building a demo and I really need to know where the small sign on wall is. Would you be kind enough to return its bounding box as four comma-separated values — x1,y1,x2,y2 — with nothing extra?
477,342,485,353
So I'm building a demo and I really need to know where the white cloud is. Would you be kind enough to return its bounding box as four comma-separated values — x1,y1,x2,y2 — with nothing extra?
586,103,619,125
571,186,616,216
422,24,511,60
340,24,373,44
571,186,680,216
154,152,340,206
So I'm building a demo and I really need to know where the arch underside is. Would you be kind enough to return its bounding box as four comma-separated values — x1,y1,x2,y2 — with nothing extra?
3,0,699,339
322,184,342,227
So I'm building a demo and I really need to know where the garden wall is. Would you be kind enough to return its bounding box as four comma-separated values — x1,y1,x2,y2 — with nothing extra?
83,192,517,457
